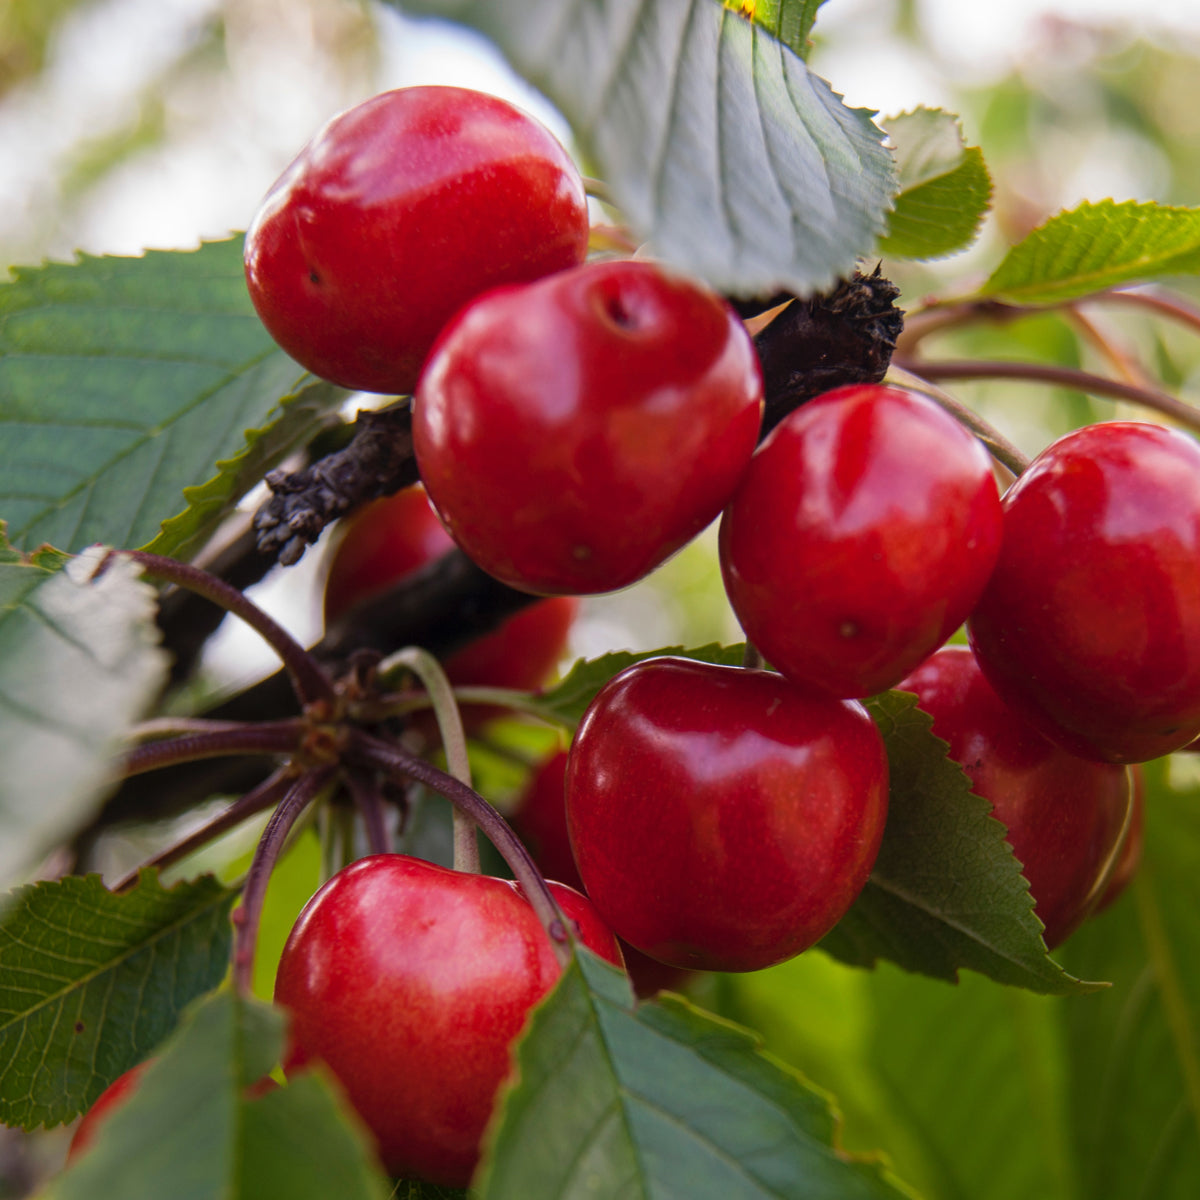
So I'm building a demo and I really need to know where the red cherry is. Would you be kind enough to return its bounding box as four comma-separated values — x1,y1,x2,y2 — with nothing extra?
510,749,694,997
323,486,579,702
1094,764,1145,913
244,86,589,395
719,383,1002,698
899,646,1131,948
968,421,1200,762
413,259,764,596
67,1061,151,1163
564,657,889,972
274,854,622,1188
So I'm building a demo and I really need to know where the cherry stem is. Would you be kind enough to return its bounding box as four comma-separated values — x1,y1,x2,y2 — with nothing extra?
365,685,565,728
345,728,573,968
379,646,479,873
105,550,335,708
119,720,306,777
1064,307,1155,389
581,175,616,207
112,767,296,894
886,364,1031,476
232,766,337,995
126,716,270,742
1094,286,1200,337
893,356,1200,437
343,769,391,856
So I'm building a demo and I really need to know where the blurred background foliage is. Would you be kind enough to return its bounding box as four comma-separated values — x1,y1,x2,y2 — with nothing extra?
2,2,1199,1197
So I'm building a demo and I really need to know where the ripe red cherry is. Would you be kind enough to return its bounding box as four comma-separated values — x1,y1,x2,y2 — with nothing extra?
323,485,579,701
414,259,764,595
244,86,589,395
898,646,1131,948
565,657,889,972
274,854,622,1188
968,421,1200,763
67,1061,151,1163
719,383,1002,698
510,749,694,997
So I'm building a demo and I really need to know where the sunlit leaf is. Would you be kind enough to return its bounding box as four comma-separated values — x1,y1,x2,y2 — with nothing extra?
878,108,992,259
391,0,895,296
981,200,1200,304
0,544,167,884
0,238,345,557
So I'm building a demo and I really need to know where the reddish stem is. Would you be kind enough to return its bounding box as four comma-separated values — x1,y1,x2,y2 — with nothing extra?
343,769,392,857
232,766,337,995
107,550,335,708
344,729,573,968
112,768,296,893
1094,287,1200,338
119,721,305,777
892,357,1200,436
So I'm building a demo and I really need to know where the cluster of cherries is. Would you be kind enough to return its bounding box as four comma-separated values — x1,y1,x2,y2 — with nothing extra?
73,84,1200,1187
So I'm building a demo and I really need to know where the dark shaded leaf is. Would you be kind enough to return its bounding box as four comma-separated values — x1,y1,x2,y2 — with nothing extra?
478,949,917,1198
821,691,1100,996
0,872,235,1128
0,238,345,556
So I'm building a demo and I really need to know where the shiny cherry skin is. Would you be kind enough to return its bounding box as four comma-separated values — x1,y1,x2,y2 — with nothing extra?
719,383,1002,698
274,854,622,1188
968,421,1200,763
565,657,889,972
323,485,579,702
899,646,1131,948
244,86,589,395
510,749,694,997
414,259,764,596
67,1061,151,1163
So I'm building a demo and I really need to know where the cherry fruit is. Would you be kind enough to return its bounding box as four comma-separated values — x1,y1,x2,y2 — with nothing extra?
323,485,578,701
414,259,764,596
899,646,1131,948
564,657,889,972
968,421,1200,762
244,86,589,395
274,854,621,1188
67,1061,151,1163
719,383,1002,698
510,749,694,997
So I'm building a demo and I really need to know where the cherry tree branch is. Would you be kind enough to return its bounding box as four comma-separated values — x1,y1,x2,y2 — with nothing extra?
107,550,335,708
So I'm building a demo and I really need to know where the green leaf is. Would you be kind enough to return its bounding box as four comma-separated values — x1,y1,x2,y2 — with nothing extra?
718,950,1075,1200
981,199,1200,305
820,691,1100,996
0,238,346,556
477,949,916,1198
723,1,827,58
1056,757,1200,1198
41,989,391,1200
877,108,992,260
0,544,168,884
0,872,235,1129
390,0,896,297
536,642,746,728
